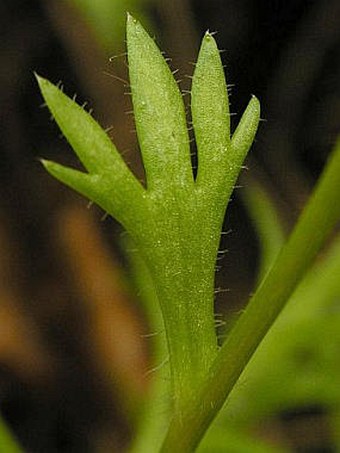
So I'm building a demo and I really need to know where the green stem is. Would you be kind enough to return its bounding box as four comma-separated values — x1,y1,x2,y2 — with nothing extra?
138,192,219,412
161,137,340,451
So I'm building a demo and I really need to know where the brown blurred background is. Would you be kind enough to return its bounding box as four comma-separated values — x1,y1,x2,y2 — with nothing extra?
1,0,340,451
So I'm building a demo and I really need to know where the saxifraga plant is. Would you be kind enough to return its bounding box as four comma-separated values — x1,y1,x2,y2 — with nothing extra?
36,14,340,452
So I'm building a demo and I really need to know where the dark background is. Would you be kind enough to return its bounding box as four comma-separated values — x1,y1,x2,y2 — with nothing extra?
1,0,340,451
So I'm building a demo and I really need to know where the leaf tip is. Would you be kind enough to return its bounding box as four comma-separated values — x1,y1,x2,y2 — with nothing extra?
40,158,55,173
40,158,64,180
249,94,261,115
126,11,134,22
34,72,48,91
202,30,218,46
35,74,57,104
126,12,140,33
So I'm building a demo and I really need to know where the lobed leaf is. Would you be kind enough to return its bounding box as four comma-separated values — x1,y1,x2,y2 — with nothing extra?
37,74,148,229
191,40,260,231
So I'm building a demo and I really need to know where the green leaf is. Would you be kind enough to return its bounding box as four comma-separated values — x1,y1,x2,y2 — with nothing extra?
41,159,147,229
231,95,260,162
37,74,148,230
192,45,260,231
126,15,193,192
36,74,137,178
38,16,264,449
191,32,230,187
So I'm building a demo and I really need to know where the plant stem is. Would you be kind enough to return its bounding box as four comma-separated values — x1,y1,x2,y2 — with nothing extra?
138,192,219,413
161,137,340,451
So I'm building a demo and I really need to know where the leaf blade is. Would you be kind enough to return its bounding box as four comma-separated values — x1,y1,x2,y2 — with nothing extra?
41,159,145,228
191,32,230,187
231,95,260,161
126,15,193,192
36,74,135,179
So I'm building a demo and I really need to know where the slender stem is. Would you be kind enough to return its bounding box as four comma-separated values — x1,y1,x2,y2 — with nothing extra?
161,138,340,451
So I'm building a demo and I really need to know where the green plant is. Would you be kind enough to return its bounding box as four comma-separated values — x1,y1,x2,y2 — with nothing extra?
35,15,340,452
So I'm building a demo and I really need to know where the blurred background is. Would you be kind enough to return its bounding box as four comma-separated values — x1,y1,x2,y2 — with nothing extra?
1,0,340,451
